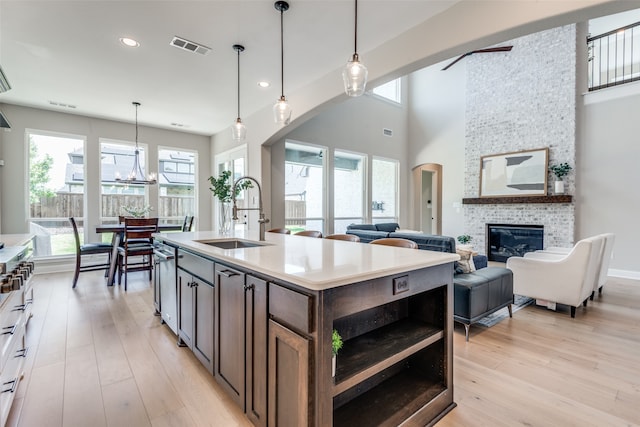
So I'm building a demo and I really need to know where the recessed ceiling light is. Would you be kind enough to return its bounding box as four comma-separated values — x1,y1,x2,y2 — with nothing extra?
257,81,270,88
120,37,140,48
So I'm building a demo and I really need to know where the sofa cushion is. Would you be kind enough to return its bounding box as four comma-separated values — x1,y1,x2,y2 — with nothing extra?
345,229,390,243
389,232,456,253
374,223,400,232
347,223,377,231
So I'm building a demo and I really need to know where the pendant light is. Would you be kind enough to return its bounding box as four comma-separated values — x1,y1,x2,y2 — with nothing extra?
232,44,247,140
115,102,157,185
342,0,368,97
273,1,292,125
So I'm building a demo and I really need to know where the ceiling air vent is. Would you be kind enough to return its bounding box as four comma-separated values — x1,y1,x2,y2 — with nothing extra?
170,36,211,55
383,128,393,137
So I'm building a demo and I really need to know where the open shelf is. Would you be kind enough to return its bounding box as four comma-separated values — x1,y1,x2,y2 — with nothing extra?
332,318,443,396
333,366,446,427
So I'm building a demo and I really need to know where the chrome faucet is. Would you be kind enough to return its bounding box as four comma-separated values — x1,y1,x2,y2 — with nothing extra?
231,176,270,241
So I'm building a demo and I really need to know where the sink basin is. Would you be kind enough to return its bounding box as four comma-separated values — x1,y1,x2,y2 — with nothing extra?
196,239,268,249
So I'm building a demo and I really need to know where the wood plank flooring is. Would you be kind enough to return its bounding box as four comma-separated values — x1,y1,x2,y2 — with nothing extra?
6,270,640,426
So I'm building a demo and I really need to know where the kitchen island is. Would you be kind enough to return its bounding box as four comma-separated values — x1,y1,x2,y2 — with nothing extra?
153,230,459,426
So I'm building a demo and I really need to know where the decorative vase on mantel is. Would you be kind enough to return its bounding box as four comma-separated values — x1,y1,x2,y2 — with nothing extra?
218,202,232,234
554,180,565,195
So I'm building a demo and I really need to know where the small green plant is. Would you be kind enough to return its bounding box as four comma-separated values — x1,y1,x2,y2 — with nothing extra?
549,163,572,180
332,329,343,356
208,170,253,203
457,235,472,245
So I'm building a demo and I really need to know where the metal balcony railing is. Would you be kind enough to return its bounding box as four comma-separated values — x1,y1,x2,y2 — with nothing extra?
588,21,640,91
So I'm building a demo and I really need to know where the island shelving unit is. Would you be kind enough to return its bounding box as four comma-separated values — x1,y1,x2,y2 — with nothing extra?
153,230,458,426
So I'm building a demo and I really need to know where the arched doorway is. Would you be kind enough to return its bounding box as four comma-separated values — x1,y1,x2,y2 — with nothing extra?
412,163,442,235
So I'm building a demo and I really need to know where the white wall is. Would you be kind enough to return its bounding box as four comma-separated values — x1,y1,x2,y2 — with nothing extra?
0,104,212,240
408,60,467,237
581,85,640,276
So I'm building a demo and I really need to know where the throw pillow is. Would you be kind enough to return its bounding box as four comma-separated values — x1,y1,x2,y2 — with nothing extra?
456,248,476,274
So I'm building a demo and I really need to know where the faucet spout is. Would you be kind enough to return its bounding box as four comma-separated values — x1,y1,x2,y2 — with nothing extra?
231,176,269,241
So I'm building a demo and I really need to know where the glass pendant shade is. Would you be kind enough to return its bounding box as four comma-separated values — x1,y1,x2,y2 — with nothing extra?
232,118,246,140
232,44,246,141
343,53,368,97
273,96,291,125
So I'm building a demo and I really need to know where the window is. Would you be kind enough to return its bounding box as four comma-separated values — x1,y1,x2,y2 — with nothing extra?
285,142,326,233
158,149,196,225
214,146,248,233
100,140,149,222
334,150,366,233
372,157,399,224
372,78,401,104
28,131,86,257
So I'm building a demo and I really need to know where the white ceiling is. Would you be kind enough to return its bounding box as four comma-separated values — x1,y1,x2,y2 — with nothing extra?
0,0,459,136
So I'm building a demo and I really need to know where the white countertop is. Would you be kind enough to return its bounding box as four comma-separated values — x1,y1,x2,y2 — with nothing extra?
0,234,34,248
154,230,459,291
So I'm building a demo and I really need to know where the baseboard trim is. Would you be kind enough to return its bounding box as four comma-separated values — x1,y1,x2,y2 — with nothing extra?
609,269,640,281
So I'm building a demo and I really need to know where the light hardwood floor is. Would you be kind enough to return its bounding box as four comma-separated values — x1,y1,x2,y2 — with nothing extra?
7,271,640,426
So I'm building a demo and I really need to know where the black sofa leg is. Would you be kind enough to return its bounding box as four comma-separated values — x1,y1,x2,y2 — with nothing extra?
508,304,513,318
590,290,595,301
570,306,576,318
464,324,470,342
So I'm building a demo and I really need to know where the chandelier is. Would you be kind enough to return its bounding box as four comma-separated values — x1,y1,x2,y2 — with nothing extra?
115,101,157,185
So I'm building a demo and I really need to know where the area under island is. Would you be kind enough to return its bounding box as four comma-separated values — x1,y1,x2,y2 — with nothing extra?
153,230,459,427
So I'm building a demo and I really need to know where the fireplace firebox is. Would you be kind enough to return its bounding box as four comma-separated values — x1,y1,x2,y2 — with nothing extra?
487,224,543,262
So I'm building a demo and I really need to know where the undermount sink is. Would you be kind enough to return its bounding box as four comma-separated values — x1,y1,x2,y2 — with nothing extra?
196,239,269,249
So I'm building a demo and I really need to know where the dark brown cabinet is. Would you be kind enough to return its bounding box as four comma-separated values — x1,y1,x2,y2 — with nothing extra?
268,319,310,427
177,249,215,374
215,265,268,426
245,274,268,427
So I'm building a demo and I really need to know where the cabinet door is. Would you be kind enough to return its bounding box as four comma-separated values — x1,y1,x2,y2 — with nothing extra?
246,275,267,427
215,264,246,408
177,269,193,348
268,320,309,427
193,278,215,374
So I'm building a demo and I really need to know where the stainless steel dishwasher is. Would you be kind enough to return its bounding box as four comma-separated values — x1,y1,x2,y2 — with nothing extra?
154,242,178,334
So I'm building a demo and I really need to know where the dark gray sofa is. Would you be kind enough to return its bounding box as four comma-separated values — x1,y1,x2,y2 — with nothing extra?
346,223,513,341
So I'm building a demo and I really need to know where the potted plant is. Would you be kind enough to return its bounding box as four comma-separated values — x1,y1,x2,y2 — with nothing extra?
457,234,473,250
332,329,343,378
121,204,153,218
549,162,572,194
208,170,253,233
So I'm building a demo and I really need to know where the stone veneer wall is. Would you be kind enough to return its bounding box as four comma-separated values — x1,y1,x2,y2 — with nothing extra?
464,25,576,254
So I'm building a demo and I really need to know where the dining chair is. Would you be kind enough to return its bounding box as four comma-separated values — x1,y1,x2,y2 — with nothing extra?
182,215,194,232
294,230,323,238
325,233,360,242
268,228,291,234
117,217,158,290
370,237,418,249
70,217,113,288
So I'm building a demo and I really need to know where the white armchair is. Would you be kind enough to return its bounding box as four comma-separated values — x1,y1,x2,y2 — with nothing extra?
528,233,614,300
506,235,604,318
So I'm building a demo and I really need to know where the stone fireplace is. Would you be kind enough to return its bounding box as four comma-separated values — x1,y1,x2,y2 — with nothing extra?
461,25,578,255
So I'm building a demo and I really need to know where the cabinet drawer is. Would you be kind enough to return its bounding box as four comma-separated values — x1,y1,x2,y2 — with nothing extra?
0,291,24,369
269,283,313,334
177,249,214,284
0,331,26,427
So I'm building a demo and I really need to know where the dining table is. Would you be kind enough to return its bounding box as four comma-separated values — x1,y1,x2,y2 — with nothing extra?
96,223,183,286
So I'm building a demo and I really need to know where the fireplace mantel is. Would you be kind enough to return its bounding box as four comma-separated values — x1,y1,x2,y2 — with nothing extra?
462,195,572,204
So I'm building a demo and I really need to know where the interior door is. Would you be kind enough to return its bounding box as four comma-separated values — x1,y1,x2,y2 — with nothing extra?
412,163,442,235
